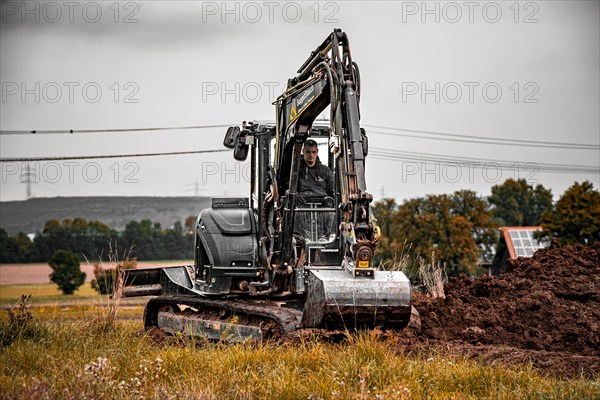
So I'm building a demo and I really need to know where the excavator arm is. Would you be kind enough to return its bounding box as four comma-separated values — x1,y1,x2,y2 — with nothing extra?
272,29,376,275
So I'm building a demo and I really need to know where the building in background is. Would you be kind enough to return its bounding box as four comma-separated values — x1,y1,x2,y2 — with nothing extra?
492,227,547,275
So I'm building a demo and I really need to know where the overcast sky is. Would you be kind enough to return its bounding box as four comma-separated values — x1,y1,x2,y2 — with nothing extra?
1,0,598,203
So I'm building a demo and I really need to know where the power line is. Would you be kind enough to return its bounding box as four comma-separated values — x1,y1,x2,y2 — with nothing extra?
368,130,598,150
3,121,598,151
365,125,599,150
369,148,599,174
369,152,598,173
0,124,236,135
370,155,597,174
2,142,596,175
0,149,229,163
364,124,599,148
370,147,599,169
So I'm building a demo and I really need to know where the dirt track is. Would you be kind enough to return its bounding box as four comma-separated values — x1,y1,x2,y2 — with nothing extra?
0,261,192,285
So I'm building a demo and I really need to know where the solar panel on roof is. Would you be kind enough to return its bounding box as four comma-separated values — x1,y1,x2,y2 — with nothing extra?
505,228,546,258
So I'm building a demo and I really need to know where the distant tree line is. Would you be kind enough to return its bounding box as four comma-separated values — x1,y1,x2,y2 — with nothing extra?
372,180,599,277
0,216,197,263
2,179,598,273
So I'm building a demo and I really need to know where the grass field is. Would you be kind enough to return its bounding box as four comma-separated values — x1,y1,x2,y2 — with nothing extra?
1,281,598,399
0,295,598,399
1,319,598,399
0,282,98,304
0,283,146,321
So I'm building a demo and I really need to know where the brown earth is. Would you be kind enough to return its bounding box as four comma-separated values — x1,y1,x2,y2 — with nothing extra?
283,241,600,377
411,240,600,377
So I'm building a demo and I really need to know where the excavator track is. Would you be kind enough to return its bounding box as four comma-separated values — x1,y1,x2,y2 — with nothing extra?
144,296,303,342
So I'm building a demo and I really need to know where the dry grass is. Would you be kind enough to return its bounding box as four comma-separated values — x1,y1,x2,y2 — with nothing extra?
85,242,134,333
0,319,597,399
379,240,414,273
418,251,447,299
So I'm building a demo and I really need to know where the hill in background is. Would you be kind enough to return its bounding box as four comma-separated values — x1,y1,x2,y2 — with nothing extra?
0,196,212,234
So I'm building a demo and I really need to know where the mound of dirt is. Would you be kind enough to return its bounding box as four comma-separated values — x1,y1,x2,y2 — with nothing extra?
413,241,600,376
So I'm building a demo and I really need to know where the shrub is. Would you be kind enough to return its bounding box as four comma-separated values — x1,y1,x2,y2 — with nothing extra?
48,250,86,295
91,258,137,295
0,295,48,347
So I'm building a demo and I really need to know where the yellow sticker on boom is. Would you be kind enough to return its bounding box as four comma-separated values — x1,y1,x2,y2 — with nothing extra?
358,260,369,268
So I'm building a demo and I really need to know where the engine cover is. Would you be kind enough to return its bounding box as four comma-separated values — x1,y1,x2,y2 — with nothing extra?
195,198,259,294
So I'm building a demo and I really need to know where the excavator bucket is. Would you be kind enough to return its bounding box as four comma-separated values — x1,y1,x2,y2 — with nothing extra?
301,269,412,329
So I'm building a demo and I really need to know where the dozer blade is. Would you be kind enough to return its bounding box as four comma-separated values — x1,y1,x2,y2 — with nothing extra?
122,266,194,297
301,269,412,329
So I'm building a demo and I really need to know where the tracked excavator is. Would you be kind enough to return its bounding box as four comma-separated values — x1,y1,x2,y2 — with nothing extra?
123,30,414,341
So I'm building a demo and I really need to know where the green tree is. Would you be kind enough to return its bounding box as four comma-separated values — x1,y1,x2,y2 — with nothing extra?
184,215,197,235
163,221,194,259
397,195,479,276
48,250,86,295
488,179,553,226
452,190,498,261
0,229,31,263
375,191,497,277
30,218,118,261
371,198,403,266
119,220,166,260
14,233,32,261
539,181,600,244
0,228,20,263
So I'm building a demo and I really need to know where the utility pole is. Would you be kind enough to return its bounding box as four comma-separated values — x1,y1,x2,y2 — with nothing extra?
186,177,207,197
21,163,36,199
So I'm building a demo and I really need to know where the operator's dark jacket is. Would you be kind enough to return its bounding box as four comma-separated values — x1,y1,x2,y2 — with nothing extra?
298,156,334,198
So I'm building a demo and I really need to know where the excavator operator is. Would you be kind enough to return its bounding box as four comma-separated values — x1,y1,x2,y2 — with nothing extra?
296,139,335,241
298,139,334,198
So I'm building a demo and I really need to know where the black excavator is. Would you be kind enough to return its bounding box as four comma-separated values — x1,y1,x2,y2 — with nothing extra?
123,30,413,341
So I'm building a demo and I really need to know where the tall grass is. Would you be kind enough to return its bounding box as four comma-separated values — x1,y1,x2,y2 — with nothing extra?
85,242,133,332
379,240,413,273
418,250,447,299
0,317,597,399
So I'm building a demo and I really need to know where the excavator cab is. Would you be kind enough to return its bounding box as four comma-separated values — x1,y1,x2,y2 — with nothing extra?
291,134,340,265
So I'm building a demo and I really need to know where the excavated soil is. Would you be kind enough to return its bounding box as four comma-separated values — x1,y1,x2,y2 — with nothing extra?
412,240,600,377
281,241,599,377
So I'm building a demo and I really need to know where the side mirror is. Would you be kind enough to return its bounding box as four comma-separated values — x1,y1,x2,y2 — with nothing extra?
360,128,368,156
223,126,240,149
233,131,249,161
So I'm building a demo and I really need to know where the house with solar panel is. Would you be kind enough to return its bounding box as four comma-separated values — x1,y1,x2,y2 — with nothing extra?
491,227,548,275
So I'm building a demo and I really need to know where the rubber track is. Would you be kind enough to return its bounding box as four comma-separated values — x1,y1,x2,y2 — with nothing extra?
144,296,303,338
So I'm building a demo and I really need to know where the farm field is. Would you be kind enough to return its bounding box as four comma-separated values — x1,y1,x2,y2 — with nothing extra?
1,318,598,399
1,245,599,399
0,260,193,285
